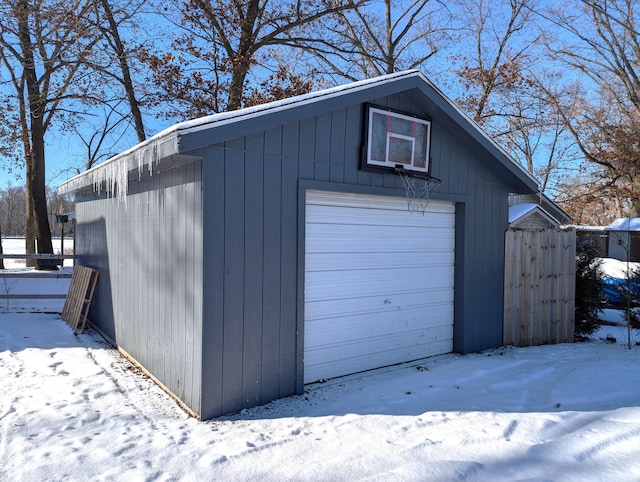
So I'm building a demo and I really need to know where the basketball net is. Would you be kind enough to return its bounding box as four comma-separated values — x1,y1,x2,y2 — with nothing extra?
395,167,441,215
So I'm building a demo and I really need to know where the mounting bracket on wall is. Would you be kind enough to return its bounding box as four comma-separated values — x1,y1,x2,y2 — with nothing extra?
395,165,442,215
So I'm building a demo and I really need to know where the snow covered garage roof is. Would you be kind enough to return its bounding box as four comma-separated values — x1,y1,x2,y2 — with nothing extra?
509,203,559,228
58,70,539,199
607,218,640,231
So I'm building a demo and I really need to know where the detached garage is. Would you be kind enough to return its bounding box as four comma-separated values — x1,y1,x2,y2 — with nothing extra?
59,70,540,419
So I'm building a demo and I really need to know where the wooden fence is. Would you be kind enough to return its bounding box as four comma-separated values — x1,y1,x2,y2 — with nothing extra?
503,229,576,347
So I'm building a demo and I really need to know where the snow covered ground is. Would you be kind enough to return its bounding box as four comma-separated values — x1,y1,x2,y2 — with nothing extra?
600,257,640,279
0,237,74,269
1,311,639,481
0,238,73,313
1,253,639,480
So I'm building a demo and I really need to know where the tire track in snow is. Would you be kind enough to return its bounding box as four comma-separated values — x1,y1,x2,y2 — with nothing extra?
575,425,640,462
502,419,518,440
540,412,605,440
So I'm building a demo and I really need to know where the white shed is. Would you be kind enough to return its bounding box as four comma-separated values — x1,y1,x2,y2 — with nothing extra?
607,218,640,262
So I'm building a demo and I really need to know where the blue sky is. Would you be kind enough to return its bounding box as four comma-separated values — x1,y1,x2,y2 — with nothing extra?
0,115,174,190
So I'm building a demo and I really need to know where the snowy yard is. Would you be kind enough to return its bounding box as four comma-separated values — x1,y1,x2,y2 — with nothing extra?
1,310,639,481
0,237,74,269
0,238,74,314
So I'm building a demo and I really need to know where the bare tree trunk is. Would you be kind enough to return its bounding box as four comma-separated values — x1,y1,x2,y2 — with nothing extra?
384,0,394,74
225,0,260,111
17,0,55,269
227,68,249,111
25,167,36,267
28,135,54,265
98,0,145,142
0,223,5,270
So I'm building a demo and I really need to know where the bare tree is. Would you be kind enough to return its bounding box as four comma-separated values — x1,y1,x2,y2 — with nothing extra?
544,0,640,217
0,0,97,267
497,70,583,200
143,0,362,117
545,0,640,122
452,0,538,124
555,171,621,224
578,104,640,216
72,101,133,171
47,0,152,176
447,0,581,196
302,0,453,81
85,0,148,143
0,184,27,236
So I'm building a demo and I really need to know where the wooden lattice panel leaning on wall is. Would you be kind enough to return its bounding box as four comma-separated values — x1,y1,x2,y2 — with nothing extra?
61,266,99,335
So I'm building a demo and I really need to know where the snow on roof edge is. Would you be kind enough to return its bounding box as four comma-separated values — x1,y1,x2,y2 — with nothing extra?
509,203,558,225
58,132,180,201
572,225,607,231
58,69,539,199
607,218,640,231
57,71,420,198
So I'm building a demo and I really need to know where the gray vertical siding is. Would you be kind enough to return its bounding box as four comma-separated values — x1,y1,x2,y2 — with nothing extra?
444,142,512,354
280,124,300,397
200,125,303,418
201,153,225,418
76,161,204,415
261,128,283,404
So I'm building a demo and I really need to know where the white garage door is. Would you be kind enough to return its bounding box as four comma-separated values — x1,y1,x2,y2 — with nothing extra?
304,190,455,383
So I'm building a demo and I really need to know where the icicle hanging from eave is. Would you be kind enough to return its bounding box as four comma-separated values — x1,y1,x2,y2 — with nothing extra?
63,134,180,205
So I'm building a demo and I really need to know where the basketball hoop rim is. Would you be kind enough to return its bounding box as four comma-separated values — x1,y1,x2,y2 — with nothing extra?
394,165,442,184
